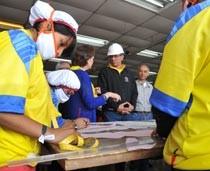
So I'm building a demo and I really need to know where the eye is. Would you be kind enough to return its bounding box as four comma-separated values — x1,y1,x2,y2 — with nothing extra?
59,40,67,47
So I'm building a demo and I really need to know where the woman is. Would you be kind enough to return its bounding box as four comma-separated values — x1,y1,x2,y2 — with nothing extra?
0,1,79,170
60,45,121,122
46,69,89,129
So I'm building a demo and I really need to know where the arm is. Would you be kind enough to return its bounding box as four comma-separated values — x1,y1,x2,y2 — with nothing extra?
130,77,138,109
0,113,75,144
79,72,106,110
152,106,177,138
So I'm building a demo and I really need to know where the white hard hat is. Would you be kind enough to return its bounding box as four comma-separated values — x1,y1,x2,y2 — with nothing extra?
107,43,124,56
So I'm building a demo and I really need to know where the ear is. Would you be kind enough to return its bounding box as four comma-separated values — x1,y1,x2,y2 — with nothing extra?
39,21,53,32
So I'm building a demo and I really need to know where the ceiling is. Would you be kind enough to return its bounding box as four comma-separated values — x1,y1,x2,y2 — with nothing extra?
0,0,182,81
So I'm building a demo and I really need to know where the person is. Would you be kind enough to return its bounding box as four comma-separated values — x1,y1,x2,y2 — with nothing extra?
55,61,70,70
59,45,121,122
150,0,210,170
0,1,79,170
97,43,138,121
46,69,89,129
134,64,153,120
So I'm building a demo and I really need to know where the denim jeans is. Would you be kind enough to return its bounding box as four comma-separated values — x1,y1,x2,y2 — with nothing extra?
104,111,153,121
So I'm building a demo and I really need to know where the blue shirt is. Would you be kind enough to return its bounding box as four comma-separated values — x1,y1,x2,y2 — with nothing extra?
60,69,106,122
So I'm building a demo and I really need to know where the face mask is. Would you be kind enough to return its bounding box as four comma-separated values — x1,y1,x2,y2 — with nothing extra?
54,88,70,103
36,32,56,60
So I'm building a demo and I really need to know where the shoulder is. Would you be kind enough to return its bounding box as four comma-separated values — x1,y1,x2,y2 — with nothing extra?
99,67,109,72
9,29,38,63
74,70,90,81
124,67,135,78
98,67,110,75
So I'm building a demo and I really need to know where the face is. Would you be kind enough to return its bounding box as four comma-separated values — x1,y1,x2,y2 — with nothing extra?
36,21,74,58
138,65,150,81
87,56,94,70
62,87,77,96
54,32,74,57
109,54,124,68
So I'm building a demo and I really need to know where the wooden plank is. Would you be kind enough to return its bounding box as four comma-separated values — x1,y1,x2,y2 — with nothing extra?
62,145,163,170
47,138,163,171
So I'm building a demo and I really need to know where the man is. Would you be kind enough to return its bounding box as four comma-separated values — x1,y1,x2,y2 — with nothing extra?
98,43,137,121
0,1,79,169
135,64,153,120
150,0,210,170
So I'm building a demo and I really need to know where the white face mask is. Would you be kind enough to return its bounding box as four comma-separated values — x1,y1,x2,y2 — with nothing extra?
54,88,70,103
36,32,56,60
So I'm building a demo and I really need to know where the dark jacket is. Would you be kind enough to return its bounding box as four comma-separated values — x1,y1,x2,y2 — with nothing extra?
98,66,137,112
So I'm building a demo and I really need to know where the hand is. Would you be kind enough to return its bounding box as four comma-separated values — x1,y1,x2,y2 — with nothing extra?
117,102,129,114
151,129,166,140
74,118,90,129
104,92,121,102
95,87,101,95
117,102,134,114
127,102,134,112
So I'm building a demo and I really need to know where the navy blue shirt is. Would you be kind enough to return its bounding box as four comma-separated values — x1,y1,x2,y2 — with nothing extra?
59,69,106,122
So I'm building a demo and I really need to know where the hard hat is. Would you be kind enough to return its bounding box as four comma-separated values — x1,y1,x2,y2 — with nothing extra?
107,43,124,56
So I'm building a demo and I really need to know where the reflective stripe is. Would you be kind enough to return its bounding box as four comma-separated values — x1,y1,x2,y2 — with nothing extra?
167,0,210,42
9,30,37,73
0,95,25,114
150,88,187,117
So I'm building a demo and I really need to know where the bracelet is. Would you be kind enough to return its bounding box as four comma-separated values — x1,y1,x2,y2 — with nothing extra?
41,125,48,135
38,125,55,144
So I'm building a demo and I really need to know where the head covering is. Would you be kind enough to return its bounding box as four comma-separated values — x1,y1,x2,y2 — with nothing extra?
29,0,78,35
46,69,80,90
107,43,124,56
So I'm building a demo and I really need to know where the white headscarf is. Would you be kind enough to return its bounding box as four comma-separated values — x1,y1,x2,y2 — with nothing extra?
29,0,78,34
46,69,80,90
47,69,80,103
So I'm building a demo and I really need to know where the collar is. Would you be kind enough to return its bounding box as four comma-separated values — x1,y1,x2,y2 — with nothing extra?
137,80,151,88
70,65,81,71
108,64,126,74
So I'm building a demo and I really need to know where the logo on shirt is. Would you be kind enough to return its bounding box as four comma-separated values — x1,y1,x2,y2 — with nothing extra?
124,76,129,82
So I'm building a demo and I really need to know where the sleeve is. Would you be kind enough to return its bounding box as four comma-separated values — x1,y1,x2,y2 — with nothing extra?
97,70,120,111
0,30,36,114
152,106,177,138
150,14,209,117
130,77,138,108
56,116,65,128
97,69,108,94
79,72,106,110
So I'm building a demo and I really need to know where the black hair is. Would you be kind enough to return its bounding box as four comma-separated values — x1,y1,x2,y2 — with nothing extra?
33,21,77,59
33,22,75,38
